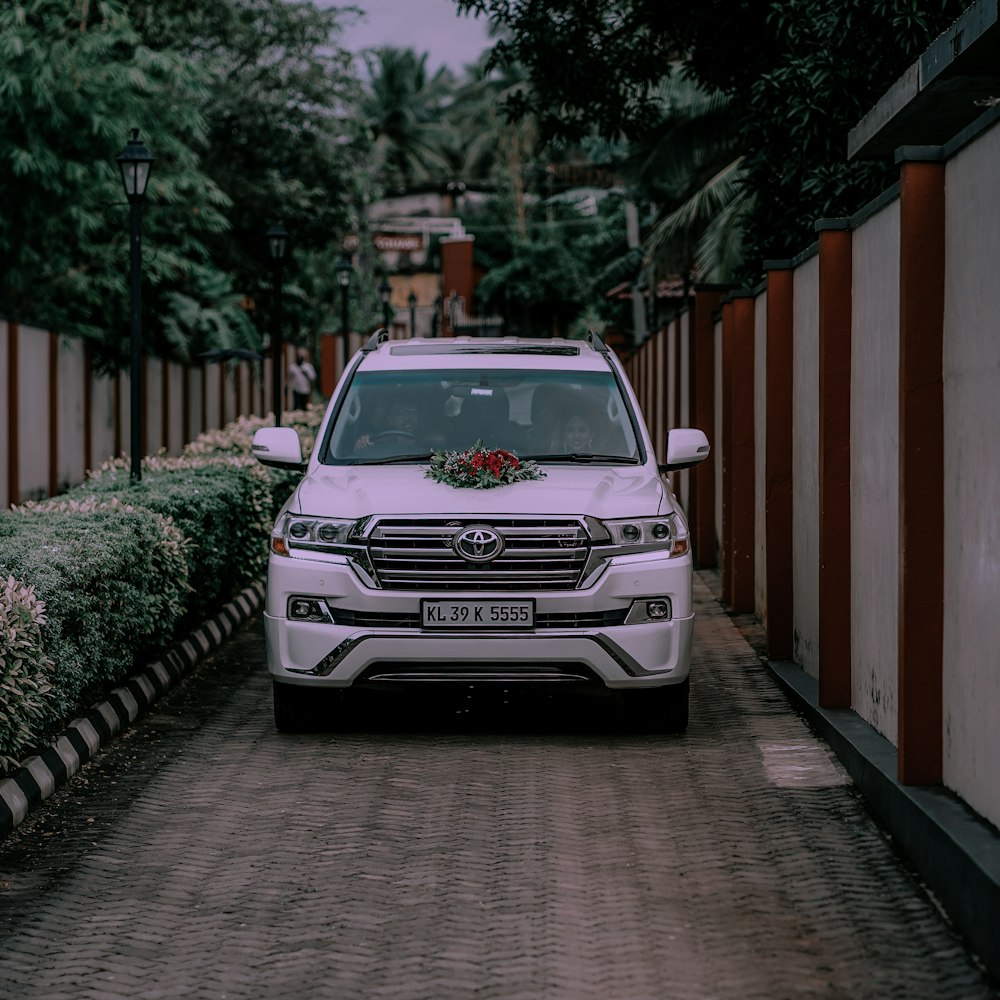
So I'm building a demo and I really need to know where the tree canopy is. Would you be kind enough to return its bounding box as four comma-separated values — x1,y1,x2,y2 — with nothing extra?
0,0,362,366
457,0,970,278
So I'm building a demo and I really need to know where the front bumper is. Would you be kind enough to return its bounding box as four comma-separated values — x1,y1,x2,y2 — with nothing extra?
264,549,695,690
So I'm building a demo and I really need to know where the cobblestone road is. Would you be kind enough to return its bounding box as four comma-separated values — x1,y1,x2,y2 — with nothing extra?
0,574,996,1000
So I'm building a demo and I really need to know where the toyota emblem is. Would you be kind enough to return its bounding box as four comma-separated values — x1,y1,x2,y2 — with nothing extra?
453,525,504,564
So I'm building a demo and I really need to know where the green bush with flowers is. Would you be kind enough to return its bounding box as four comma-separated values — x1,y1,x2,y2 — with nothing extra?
425,440,546,489
0,404,321,774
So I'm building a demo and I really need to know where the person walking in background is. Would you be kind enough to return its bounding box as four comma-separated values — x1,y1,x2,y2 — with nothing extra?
289,348,316,410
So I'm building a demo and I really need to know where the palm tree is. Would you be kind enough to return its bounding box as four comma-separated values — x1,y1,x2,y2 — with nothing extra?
360,47,457,195
620,70,748,284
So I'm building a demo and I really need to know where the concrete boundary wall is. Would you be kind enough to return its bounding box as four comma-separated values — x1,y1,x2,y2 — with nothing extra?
1,322,288,508
621,118,999,839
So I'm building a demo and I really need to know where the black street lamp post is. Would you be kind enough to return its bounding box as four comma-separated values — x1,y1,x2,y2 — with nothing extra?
378,276,393,330
336,255,353,370
266,223,289,426
408,291,417,338
115,128,154,482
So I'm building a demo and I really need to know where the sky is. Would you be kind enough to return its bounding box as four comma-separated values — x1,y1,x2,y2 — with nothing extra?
335,0,495,73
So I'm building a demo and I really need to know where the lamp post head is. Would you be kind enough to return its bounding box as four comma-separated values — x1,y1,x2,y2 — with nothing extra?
408,291,417,308
336,255,354,288
266,223,289,261
116,128,154,203
378,276,392,304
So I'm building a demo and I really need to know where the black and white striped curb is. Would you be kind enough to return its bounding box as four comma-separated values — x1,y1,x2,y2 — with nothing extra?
0,580,265,841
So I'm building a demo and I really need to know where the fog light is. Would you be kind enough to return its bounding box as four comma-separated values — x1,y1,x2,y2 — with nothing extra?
646,600,670,619
288,598,329,622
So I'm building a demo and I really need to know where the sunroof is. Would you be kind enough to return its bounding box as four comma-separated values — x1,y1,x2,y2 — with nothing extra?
389,343,581,356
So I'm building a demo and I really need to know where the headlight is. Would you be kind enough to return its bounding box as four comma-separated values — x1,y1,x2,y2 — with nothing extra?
271,514,363,556
600,514,689,557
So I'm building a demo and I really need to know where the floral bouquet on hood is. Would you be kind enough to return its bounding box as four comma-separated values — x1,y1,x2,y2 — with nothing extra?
425,440,546,489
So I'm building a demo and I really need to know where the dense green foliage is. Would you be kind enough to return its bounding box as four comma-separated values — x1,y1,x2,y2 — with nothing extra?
0,502,189,737
0,0,361,367
458,0,970,279
0,406,321,772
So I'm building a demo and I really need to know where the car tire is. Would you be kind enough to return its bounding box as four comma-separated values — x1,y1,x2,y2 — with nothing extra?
273,680,319,733
623,677,689,734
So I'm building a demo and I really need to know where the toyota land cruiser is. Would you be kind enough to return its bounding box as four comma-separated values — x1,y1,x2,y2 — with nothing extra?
251,331,709,732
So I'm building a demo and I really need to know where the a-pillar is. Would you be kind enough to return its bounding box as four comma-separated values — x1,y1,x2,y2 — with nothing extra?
896,147,946,785
440,236,476,336
763,261,795,661
728,292,756,613
816,219,853,709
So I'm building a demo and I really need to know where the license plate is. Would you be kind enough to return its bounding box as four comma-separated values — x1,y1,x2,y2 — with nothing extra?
421,599,534,628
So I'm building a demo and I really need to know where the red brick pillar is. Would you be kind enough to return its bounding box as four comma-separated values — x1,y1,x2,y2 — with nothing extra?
691,286,725,569
720,297,735,605
763,261,795,661
816,219,853,709
440,236,476,337
729,293,756,613
896,147,946,785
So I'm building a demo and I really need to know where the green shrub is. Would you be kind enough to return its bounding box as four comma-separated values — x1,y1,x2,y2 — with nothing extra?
0,576,55,772
0,501,188,746
78,457,271,627
182,405,321,515
0,403,324,771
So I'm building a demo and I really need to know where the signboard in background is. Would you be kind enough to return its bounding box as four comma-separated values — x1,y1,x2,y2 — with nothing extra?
342,233,425,253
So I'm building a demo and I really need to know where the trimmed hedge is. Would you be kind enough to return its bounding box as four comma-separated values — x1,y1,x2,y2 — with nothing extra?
0,404,323,772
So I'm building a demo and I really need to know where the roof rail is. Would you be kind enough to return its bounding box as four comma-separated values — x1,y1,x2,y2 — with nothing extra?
587,329,610,355
362,328,390,353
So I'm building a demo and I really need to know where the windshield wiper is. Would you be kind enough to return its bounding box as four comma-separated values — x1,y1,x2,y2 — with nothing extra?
347,453,434,465
524,453,639,464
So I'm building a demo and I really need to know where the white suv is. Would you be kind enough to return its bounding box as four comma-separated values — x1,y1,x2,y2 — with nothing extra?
252,332,709,732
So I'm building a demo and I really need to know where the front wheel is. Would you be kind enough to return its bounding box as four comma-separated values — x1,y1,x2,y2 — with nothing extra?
622,677,689,733
273,680,321,733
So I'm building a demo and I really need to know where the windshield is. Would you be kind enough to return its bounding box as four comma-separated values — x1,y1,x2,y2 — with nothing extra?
321,368,642,464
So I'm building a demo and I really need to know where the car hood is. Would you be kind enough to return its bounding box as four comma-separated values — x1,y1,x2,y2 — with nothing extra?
293,464,669,520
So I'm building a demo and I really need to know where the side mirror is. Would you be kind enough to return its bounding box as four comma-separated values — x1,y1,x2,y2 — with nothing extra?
662,428,710,471
251,427,306,471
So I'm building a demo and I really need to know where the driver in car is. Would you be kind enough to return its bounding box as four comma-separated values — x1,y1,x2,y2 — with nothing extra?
354,397,423,452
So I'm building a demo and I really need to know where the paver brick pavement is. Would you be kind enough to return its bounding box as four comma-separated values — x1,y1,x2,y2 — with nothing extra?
0,574,996,999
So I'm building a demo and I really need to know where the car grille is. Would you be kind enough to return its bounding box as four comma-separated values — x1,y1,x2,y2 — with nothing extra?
366,517,591,591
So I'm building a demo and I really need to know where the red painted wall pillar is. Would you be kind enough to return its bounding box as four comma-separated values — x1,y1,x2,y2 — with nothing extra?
729,293,756,613
896,147,946,785
440,236,476,337
720,297,735,605
763,262,795,661
816,219,853,709
691,286,725,569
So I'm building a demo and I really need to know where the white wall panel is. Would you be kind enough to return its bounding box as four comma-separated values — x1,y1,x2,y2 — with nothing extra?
17,326,49,502
942,121,1000,829
792,257,820,676
0,321,9,508
56,335,85,491
851,200,900,742
90,372,117,472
